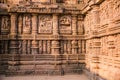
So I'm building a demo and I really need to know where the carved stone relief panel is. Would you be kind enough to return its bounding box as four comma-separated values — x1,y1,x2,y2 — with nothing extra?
23,14,32,34
38,15,53,34
78,21,84,35
0,16,10,34
59,15,72,34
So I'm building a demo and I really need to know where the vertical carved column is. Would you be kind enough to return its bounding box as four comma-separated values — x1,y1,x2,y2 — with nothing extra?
5,41,8,54
72,15,77,35
52,14,60,55
71,15,78,54
18,15,22,34
9,13,18,54
53,14,59,35
10,13,17,35
31,14,38,54
52,41,60,54
31,40,38,54
32,14,38,34
22,40,27,54
72,40,78,54
78,40,82,54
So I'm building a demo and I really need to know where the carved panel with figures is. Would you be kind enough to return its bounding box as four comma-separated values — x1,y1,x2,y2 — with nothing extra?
23,14,32,34
0,16,10,34
59,15,72,34
38,15,53,34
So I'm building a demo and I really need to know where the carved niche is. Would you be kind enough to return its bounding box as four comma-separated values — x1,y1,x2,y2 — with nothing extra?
23,14,32,34
59,15,71,34
38,15,53,34
0,16,10,34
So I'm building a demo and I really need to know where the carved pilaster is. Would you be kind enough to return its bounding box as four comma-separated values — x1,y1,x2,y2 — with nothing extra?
22,40,27,54
32,14,38,34
72,40,78,54
51,41,60,54
53,14,59,35
72,15,77,35
9,40,18,54
18,15,23,34
10,13,17,35
52,14,60,54
31,40,38,54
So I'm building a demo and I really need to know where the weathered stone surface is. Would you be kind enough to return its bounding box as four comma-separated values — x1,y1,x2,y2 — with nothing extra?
0,0,120,80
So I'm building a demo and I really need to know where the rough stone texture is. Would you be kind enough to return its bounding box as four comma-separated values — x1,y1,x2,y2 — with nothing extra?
83,0,120,80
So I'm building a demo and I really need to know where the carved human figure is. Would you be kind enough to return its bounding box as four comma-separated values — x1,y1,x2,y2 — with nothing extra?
1,16,9,30
23,15,31,33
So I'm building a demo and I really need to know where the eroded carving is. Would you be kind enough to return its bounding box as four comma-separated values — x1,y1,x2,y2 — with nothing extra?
23,15,32,34
38,15,53,33
1,16,10,34
59,15,71,34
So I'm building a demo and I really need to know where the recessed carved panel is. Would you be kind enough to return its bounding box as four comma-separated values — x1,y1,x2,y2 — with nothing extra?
23,14,32,34
59,15,72,34
0,16,10,34
38,15,53,34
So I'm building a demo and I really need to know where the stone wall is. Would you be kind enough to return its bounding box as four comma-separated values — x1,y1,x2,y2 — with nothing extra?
0,0,85,75
84,0,120,80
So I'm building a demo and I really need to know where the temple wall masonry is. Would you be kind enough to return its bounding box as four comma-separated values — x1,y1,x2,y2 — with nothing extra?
84,0,120,80
0,0,120,80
